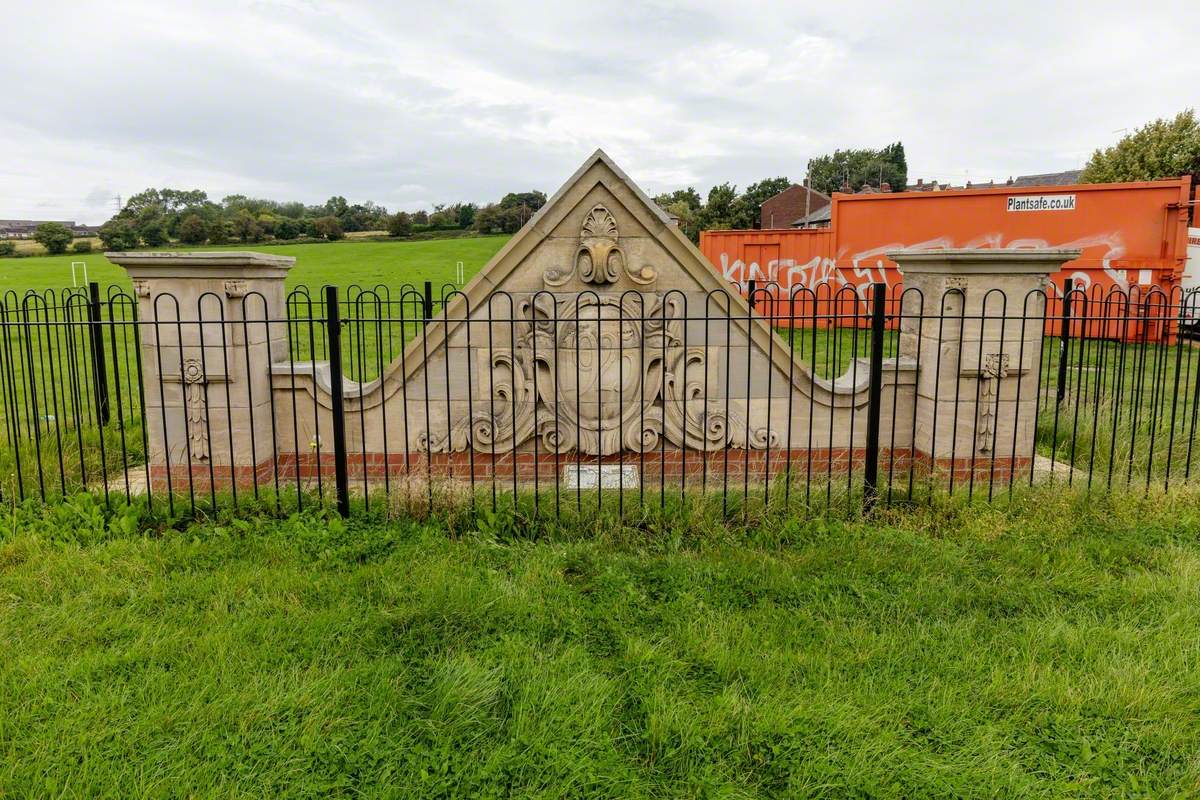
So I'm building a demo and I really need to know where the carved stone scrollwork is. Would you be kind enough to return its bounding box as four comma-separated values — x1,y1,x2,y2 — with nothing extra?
543,204,657,288
132,279,151,298
182,358,210,462
421,293,777,455
224,279,248,298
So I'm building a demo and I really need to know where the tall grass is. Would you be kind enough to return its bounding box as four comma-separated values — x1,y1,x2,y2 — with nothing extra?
1,486,1199,796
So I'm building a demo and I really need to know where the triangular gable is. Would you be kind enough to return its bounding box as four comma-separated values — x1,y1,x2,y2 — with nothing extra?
391,149,807,389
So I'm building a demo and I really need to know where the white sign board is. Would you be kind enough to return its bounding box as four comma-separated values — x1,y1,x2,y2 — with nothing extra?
562,463,639,489
1183,227,1200,291
1006,194,1076,212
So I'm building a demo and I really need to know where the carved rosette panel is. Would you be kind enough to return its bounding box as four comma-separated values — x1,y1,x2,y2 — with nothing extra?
182,358,210,462
422,293,778,456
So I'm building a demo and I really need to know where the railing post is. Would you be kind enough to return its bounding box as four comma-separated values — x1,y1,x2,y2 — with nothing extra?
86,281,110,426
324,285,350,518
1056,277,1073,404
423,280,434,327
863,282,886,511
747,279,756,311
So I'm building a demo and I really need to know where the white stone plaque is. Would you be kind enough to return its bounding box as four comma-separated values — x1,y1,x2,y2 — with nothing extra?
562,463,639,489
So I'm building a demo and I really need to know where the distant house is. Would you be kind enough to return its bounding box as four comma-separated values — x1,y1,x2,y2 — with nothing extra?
0,219,98,239
903,169,1085,193
791,204,832,227
1010,169,1083,187
905,178,952,192
760,184,831,229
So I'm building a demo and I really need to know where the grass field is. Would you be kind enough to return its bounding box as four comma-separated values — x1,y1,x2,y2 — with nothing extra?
0,236,510,296
2,486,1199,797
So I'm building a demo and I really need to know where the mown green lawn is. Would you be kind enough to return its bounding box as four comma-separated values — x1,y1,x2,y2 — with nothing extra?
0,236,509,297
2,486,1199,798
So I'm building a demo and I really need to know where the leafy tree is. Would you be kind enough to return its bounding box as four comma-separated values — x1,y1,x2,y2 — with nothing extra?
499,191,547,211
472,204,506,234
33,222,74,254
178,214,208,245
72,240,93,253
256,213,277,237
278,201,306,219
730,176,791,229
653,188,702,212
698,183,739,230
313,216,344,240
498,191,546,229
663,200,702,242
323,196,349,218
138,220,168,247
457,203,477,228
0,241,16,257
411,210,430,225
231,210,263,243
428,204,456,228
274,217,301,240
387,211,413,237
208,220,232,245
809,142,907,194
98,218,140,250
1081,109,1200,183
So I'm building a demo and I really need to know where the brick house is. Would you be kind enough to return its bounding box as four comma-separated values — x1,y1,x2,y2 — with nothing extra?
759,184,831,229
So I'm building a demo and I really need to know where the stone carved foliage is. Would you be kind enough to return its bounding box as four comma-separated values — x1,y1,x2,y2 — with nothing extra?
421,293,777,456
976,352,1009,453
544,204,657,288
182,358,210,461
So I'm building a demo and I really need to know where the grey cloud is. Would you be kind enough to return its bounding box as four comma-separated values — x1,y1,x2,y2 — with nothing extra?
2,0,1196,223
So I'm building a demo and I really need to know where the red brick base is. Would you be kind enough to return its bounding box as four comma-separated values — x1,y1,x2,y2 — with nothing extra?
146,449,1034,493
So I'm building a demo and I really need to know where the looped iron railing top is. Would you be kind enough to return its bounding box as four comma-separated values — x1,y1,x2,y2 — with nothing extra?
2,280,1199,523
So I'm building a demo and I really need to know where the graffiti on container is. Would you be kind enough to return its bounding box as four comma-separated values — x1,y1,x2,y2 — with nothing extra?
718,231,1129,302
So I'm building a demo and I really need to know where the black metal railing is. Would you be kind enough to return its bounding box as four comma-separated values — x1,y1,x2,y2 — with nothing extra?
2,281,1198,522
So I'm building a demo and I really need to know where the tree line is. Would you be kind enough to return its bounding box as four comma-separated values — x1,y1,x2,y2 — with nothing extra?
32,113,1197,257
93,188,551,250
653,142,908,241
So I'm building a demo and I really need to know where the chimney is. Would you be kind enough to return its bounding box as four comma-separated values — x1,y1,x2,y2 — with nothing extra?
1007,176,1014,185
966,180,973,189
916,178,924,187
881,181,892,193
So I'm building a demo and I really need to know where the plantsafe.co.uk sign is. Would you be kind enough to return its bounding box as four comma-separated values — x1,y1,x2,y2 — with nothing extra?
1007,194,1077,212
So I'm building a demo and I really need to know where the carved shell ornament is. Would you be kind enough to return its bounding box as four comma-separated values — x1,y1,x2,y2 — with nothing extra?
543,204,657,287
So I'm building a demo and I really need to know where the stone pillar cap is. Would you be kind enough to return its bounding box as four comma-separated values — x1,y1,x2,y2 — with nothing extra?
887,247,1081,274
106,250,295,278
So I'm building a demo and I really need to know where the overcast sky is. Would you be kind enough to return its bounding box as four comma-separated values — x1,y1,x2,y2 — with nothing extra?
3,0,1197,223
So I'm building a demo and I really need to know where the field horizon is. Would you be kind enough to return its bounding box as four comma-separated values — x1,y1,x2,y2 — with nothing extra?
0,235,510,296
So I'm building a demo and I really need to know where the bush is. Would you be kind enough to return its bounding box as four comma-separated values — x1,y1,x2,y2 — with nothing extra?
208,221,232,245
231,210,263,243
72,239,92,253
138,222,168,248
386,211,413,237
33,222,73,255
177,214,208,245
0,241,15,257
274,217,301,240
313,215,345,241
98,219,141,251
